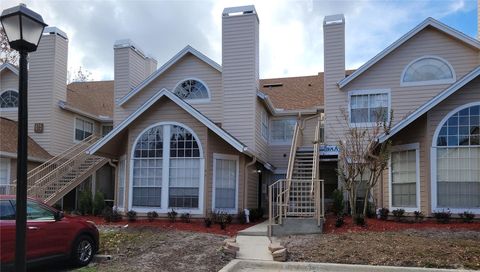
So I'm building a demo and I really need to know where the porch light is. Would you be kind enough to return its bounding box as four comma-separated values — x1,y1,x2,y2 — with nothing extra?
1,3,47,52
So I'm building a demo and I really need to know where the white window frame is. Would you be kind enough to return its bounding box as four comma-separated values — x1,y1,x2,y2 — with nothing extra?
0,158,11,195
128,121,205,214
400,56,456,87
269,118,296,145
73,116,94,142
261,109,269,141
0,89,19,112
431,101,480,214
388,143,420,212
212,153,239,214
172,77,211,104
348,89,391,127
116,155,126,212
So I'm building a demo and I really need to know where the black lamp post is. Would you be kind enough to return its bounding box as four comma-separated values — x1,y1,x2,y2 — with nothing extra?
0,4,46,272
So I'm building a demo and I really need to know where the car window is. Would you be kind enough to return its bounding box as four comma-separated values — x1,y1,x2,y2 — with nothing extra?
0,200,15,220
27,201,54,221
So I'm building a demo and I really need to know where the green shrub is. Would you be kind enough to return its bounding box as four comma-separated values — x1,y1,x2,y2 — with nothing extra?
433,210,451,224
102,206,113,222
92,191,105,216
335,216,344,228
459,211,475,223
378,208,389,220
414,211,424,223
111,208,122,222
392,209,405,221
52,203,62,211
332,189,345,216
354,214,366,226
147,211,158,222
78,190,93,215
366,202,376,218
126,210,137,222
167,209,177,222
180,213,191,223
204,216,213,227
237,210,247,224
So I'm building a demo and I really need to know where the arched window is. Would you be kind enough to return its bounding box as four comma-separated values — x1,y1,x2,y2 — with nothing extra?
0,90,19,108
173,79,210,100
433,103,480,211
401,56,455,86
131,123,203,211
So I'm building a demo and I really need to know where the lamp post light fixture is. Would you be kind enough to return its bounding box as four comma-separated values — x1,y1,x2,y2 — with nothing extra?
1,4,47,272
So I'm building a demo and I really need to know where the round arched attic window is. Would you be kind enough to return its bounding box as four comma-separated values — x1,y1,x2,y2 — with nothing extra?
0,90,19,108
173,79,210,100
401,56,455,85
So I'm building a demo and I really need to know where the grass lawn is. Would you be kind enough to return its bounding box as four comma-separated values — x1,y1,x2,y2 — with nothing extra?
280,229,480,270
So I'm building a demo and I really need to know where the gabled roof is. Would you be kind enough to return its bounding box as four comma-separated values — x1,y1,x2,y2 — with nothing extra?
62,81,114,121
88,89,248,155
0,117,51,162
338,17,480,89
117,45,222,106
379,65,480,143
0,63,18,75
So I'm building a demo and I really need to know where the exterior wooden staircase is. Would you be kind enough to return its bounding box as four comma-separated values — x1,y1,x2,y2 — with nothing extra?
268,115,325,236
9,135,109,205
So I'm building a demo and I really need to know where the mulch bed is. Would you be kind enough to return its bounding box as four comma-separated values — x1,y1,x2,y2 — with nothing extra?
70,214,258,237
323,215,480,234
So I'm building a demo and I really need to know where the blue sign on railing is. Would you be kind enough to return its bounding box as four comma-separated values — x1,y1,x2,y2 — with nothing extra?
319,145,339,156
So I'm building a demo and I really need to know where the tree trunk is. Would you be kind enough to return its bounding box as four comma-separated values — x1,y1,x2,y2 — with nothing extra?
349,185,356,216
362,187,370,216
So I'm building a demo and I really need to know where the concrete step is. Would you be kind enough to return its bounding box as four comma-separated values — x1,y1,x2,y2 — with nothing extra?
269,217,323,236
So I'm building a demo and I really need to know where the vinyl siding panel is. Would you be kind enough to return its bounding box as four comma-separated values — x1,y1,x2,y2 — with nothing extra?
222,14,259,151
117,54,223,125
255,100,269,162
247,164,259,209
268,145,290,173
325,27,480,145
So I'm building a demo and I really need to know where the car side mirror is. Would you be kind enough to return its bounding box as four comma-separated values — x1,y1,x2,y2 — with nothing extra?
54,211,64,221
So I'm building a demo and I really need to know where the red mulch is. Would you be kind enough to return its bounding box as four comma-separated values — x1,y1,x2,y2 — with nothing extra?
323,214,480,234
70,215,258,237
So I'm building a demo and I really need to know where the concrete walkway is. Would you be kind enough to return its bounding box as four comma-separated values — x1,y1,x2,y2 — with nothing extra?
220,260,477,272
236,221,272,261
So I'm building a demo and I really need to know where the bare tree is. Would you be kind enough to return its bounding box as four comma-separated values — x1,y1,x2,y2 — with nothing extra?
68,66,93,83
337,108,392,217
0,26,19,65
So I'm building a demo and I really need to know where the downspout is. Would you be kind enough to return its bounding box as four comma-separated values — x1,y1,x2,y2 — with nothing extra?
244,156,257,209
108,160,118,208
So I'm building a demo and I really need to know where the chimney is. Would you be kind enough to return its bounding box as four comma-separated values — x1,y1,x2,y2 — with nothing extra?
221,5,259,151
113,39,157,125
28,27,69,155
323,14,345,145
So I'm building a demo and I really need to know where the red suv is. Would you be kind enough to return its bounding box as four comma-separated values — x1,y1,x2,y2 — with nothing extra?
0,195,99,269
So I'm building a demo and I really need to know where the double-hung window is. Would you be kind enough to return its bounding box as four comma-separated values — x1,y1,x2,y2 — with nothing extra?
349,90,390,126
270,119,296,144
75,117,94,141
390,144,419,210
213,154,238,212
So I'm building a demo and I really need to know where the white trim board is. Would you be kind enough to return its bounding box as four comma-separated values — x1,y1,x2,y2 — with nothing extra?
87,88,248,156
0,63,19,76
338,17,480,89
117,45,222,106
379,65,480,143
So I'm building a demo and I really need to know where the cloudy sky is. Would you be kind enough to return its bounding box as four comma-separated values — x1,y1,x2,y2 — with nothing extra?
2,0,477,80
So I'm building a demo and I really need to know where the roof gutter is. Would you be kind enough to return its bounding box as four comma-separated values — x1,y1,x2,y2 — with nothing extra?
0,151,50,163
256,91,321,116
58,101,113,123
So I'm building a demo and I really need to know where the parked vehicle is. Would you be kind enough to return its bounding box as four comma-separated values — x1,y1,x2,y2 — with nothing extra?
0,195,99,269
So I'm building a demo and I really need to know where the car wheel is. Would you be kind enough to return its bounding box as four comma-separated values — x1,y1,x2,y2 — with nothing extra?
71,235,95,266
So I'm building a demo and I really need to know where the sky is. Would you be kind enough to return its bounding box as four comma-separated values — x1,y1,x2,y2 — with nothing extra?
1,0,477,80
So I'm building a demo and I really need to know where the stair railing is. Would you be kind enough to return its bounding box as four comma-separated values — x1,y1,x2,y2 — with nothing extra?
9,135,99,193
